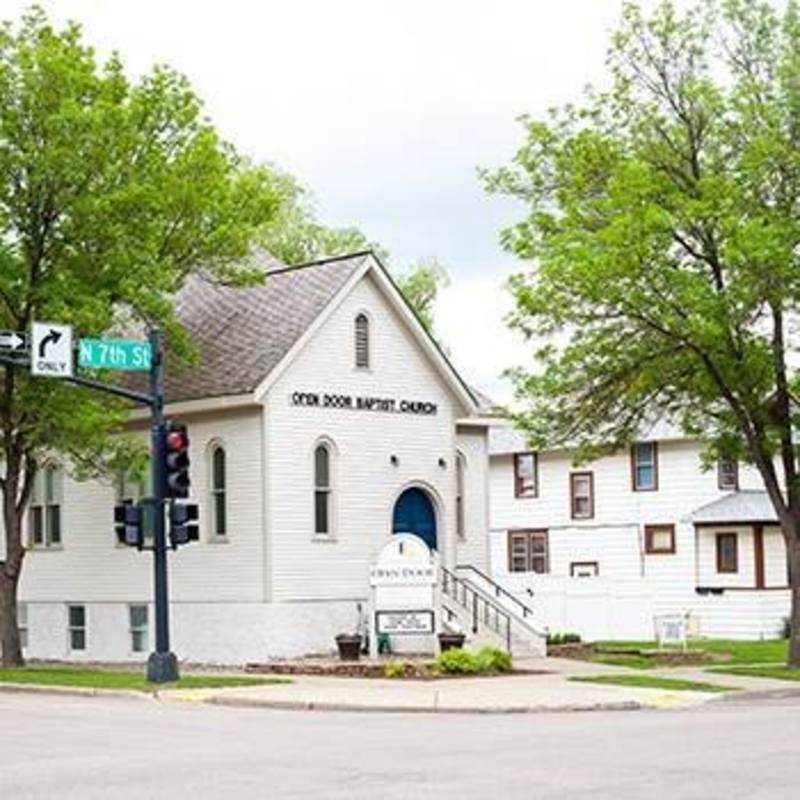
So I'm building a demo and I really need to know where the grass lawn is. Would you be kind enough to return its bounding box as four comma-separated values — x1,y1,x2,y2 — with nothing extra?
569,674,736,693
0,666,291,692
588,638,788,668
707,665,800,681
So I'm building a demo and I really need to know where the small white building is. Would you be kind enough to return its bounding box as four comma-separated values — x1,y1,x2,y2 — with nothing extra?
1,250,791,662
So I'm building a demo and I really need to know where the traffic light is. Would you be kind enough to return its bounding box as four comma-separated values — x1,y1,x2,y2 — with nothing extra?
114,502,143,549
169,502,199,548
164,421,190,498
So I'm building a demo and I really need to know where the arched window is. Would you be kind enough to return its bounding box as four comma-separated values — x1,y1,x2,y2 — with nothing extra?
210,445,226,538
354,313,369,368
314,443,331,535
456,452,466,539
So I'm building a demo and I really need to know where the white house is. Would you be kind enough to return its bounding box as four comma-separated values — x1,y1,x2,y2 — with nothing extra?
1,249,791,663
487,422,791,641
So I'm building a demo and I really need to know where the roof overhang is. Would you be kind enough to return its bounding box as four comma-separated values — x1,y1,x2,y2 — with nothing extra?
127,392,258,421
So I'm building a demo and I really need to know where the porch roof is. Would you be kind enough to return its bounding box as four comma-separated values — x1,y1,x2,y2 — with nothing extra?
691,490,778,526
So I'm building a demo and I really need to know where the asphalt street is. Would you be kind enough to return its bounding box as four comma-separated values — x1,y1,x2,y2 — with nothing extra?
1,692,799,799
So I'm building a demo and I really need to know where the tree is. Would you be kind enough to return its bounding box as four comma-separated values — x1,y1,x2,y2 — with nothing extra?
395,259,450,333
0,8,294,666
482,0,800,665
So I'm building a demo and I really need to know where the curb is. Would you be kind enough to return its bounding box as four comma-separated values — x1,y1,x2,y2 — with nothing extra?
709,686,800,703
202,695,646,715
0,683,157,702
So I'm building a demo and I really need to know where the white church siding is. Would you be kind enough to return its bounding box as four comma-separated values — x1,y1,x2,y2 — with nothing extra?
264,272,466,607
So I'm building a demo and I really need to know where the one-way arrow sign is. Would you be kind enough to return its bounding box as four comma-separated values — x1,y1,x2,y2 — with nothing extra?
0,331,26,352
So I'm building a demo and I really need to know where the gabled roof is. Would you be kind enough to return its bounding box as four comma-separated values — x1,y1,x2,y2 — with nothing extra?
153,251,369,403
691,491,778,525
134,250,477,413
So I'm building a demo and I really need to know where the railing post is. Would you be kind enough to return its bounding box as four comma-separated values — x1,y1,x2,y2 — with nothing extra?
472,592,478,633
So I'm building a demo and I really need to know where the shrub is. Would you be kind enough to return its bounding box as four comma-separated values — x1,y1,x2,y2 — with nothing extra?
475,647,512,673
383,660,407,679
547,631,582,646
435,648,480,675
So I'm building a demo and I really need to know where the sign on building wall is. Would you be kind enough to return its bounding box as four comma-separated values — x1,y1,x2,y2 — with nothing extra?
291,391,437,416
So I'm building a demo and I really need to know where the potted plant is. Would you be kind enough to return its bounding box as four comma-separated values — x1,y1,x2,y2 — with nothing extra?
438,631,466,652
335,632,363,661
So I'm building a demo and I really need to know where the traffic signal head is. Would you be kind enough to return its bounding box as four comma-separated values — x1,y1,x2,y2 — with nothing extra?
114,502,143,549
164,421,190,498
169,502,199,548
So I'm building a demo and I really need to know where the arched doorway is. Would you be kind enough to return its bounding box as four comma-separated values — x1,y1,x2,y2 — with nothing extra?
392,487,437,551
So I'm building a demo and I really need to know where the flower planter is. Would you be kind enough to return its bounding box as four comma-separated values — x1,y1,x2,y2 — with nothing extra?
335,634,363,661
438,632,466,653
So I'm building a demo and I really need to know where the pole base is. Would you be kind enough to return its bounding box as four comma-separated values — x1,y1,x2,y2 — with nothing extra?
146,651,179,683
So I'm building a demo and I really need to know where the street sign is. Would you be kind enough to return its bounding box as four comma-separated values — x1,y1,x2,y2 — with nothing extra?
31,322,73,378
78,337,152,371
0,331,26,352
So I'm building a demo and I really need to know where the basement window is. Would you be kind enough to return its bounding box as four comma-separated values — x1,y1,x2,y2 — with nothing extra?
68,605,86,651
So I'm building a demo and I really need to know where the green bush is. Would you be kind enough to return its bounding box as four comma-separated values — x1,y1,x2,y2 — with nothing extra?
547,631,582,646
383,660,407,679
475,646,512,673
435,648,480,674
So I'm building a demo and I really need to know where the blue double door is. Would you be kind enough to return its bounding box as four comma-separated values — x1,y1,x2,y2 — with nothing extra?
392,487,437,551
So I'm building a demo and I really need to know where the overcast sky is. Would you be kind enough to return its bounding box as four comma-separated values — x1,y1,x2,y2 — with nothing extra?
5,0,648,402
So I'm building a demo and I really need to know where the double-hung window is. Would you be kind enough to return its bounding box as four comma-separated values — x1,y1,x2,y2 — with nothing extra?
570,472,594,519
716,532,738,573
718,459,738,491
314,443,332,535
631,442,658,491
129,605,148,653
210,445,227,538
508,530,548,573
513,452,538,498
29,465,62,548
68,605,86,651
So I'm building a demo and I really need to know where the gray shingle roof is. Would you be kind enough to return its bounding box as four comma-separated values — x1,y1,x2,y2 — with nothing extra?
133,251,369,403
691,491,778,524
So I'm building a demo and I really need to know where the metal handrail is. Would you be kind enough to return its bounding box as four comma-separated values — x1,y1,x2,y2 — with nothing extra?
441,565,512,651
456,563,535,619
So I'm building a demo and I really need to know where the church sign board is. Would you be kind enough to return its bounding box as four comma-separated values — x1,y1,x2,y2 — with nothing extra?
370,534,436,639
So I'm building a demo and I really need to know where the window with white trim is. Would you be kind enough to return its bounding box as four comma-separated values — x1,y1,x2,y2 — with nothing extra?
210,445,227,538
718,459,738,491
632,442,658,491
68,605,86,651
18,603,28,649
456,452,466,538
513,452,538,498
129,605,148,653
355,313,369,368
314,443,332,535
29,465,62,548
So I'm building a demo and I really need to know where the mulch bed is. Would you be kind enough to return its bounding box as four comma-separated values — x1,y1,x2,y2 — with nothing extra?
244,660,552,680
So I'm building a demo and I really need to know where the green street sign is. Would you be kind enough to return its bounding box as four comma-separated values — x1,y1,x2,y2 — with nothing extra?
78,337,152,371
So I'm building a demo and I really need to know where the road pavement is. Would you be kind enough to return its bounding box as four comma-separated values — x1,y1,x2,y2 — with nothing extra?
1,692,800,799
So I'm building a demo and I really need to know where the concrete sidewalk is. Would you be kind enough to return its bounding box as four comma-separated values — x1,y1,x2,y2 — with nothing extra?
162,657,740,714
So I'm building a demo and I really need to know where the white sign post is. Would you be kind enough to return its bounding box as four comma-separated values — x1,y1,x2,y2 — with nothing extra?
369,534,437,657
31,322,73,378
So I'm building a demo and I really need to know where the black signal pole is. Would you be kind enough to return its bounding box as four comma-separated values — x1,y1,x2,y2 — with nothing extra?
146,328,179,683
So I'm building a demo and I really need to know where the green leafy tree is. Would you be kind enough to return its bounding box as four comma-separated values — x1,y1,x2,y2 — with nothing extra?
0,8,294,666
483,0,800,665
395,259,450,333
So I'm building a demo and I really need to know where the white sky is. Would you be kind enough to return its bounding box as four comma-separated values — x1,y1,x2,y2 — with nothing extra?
5,0,646,402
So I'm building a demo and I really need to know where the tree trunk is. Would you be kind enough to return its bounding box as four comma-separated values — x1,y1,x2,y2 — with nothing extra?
789,538,800,668
0,570,22,667
1,467,25,668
